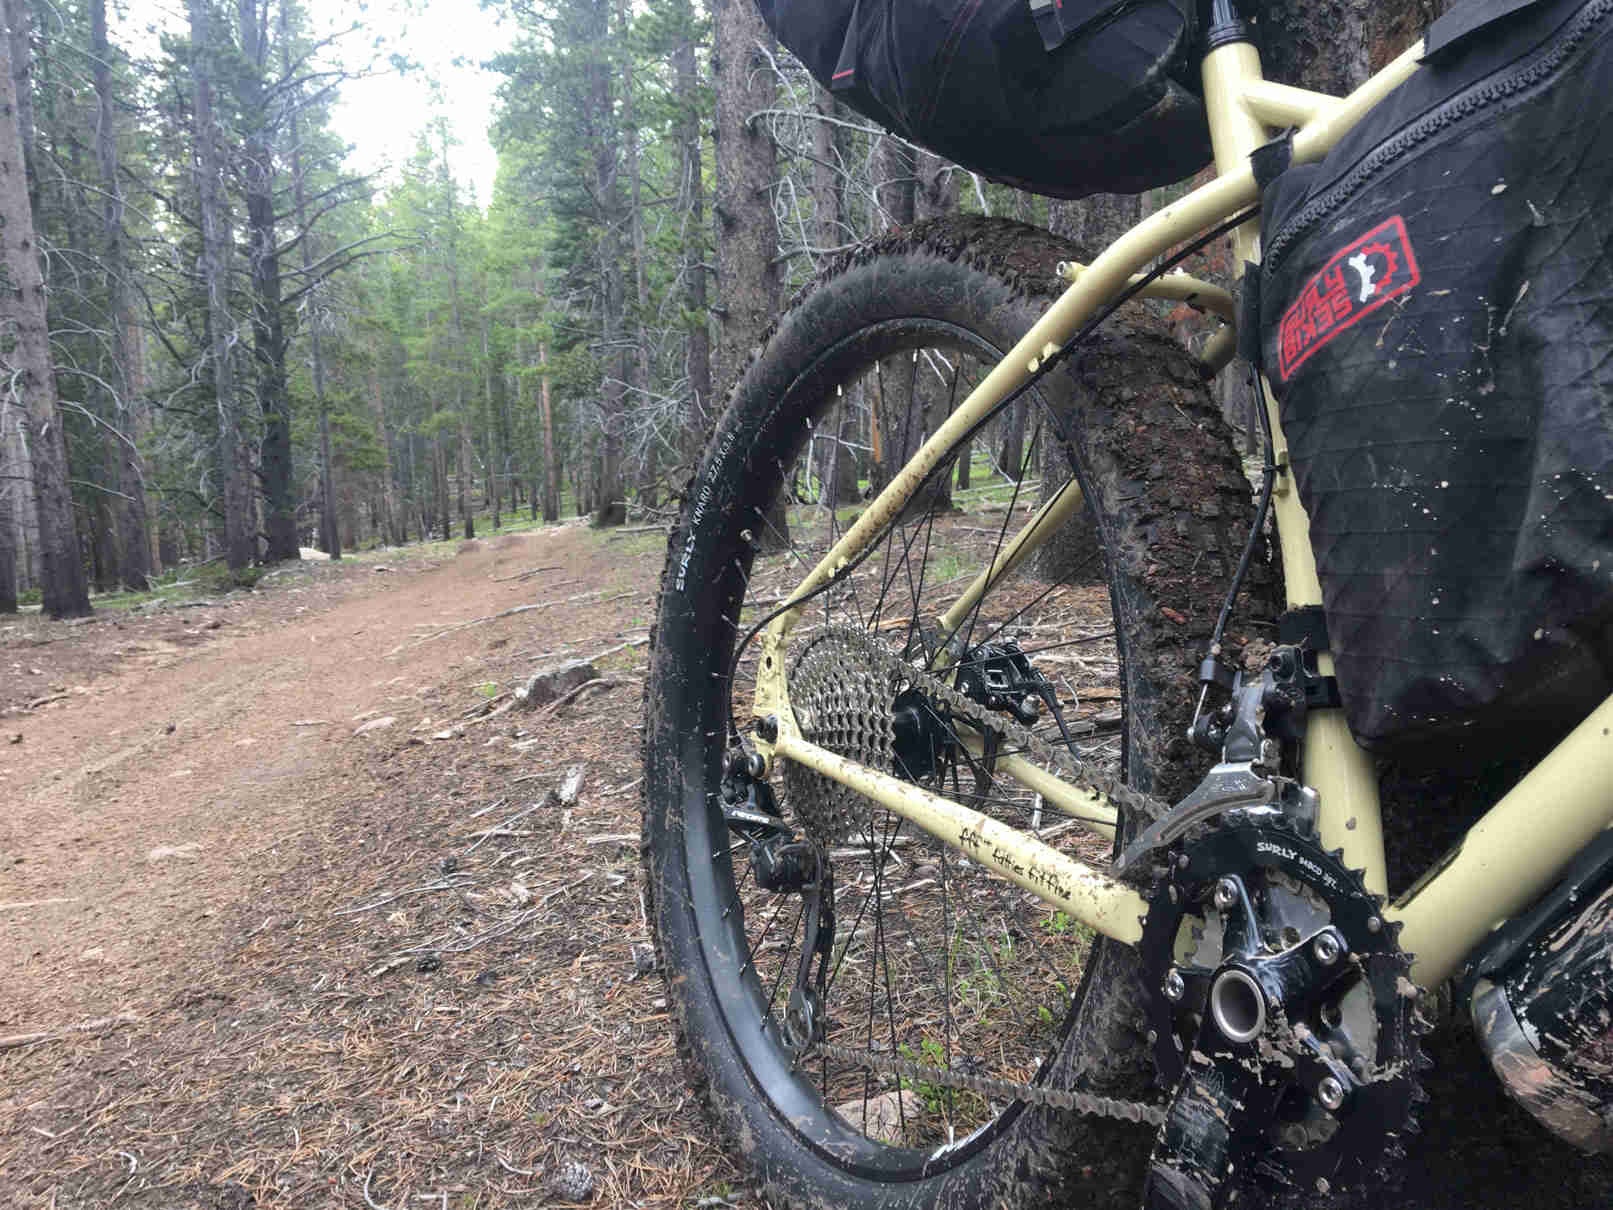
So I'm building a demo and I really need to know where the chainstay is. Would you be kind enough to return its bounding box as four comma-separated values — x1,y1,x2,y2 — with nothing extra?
807,1039,1166,1127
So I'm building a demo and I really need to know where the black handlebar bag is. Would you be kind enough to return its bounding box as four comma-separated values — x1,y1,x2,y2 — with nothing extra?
1260,0,1613,758
754,0,1212,197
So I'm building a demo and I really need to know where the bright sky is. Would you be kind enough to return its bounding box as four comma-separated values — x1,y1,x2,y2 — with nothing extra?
120,0,509,207
327,1,510,206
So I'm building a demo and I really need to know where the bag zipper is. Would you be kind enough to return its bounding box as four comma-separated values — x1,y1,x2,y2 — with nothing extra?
1263,0,1613,276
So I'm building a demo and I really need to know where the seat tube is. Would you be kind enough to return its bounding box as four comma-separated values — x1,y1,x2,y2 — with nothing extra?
1197,6,1389,897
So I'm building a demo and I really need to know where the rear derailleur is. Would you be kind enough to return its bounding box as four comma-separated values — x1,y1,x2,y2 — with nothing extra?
720,749,834,1054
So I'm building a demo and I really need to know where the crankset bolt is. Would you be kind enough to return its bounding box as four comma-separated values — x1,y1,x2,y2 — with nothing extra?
1313,932,1343,965
1317,1177,1332,1195
1163,969,1186,1002
1213,877,1239,911
1367,916,1382,933
1317,1075,1346,1111
756,715,779,743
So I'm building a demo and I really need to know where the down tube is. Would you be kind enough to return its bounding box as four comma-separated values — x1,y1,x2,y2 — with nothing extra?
772,731,1149,946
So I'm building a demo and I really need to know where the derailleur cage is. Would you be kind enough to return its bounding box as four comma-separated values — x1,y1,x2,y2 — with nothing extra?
720,743,836,1054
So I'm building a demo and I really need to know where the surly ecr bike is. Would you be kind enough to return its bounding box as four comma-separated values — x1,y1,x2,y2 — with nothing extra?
642,1,1613,1206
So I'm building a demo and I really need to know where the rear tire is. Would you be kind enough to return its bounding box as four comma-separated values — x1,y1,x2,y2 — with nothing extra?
643,216,1265,1208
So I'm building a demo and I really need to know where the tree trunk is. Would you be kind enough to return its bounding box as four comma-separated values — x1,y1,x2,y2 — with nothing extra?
282,1,342,560
674,5,712,464
712,0,785,547
190,0,254,572
91,0,150,590
621,0,655,513
0,398,17,611
868,137,923,504
0,13,87,617
238,0,295,563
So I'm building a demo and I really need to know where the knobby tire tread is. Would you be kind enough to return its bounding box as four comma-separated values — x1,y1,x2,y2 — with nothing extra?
642,215,1273,1210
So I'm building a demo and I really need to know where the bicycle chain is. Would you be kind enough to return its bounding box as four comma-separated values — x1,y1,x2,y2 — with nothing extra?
778,625,1171,1127
806,1038,1168,1127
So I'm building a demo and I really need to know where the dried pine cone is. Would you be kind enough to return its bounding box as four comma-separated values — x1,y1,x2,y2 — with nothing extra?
549,1159,594,1202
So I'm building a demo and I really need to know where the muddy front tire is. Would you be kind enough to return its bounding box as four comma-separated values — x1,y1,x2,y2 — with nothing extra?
643,216,1265,1209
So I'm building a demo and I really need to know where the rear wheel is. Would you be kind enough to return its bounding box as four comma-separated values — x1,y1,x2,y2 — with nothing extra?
643,216,1264,1208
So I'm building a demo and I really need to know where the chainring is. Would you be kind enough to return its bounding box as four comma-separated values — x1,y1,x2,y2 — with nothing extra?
1139,818,1424,1203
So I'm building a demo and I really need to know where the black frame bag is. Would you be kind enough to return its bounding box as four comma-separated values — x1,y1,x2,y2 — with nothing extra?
754,0,1212,198
1260,0,1613,757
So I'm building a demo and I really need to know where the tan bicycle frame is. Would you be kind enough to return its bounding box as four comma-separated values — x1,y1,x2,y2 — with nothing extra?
750,32,1613,992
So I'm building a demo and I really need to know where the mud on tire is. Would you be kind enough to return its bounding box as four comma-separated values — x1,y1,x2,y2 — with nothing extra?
642,216,1268,1210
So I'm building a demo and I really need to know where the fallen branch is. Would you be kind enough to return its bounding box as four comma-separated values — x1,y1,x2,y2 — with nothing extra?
534,676,635,719
333,875,474,916
25,693,69,710
0,1011,139,1051
490,565,565,584
389,603,544,653
604,524,667,538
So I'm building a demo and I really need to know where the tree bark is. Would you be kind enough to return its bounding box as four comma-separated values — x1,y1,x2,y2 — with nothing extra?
0,397,18,611
92,0,151,590
240,0,296,564
674,4,712,465
0,13,87,616
190,0,254,572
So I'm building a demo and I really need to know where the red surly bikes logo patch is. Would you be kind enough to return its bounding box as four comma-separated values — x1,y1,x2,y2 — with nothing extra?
1277,215,1421,381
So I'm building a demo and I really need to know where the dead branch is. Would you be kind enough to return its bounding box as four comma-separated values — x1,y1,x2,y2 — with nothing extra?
0,1011,139,1051
490,565,564,583
389,604,545,653
333,875,474,916
534,676,636,720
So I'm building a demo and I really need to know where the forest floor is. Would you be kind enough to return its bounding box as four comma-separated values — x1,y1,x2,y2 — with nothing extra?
0,520,1608,1209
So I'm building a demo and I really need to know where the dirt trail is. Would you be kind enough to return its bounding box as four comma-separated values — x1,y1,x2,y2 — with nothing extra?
1,522,1607,1209
2,529,607,1031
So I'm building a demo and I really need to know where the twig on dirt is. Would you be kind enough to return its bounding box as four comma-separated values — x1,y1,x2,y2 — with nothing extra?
533,676,636,720
604,523,667,538
584,833,638,846
25,693,69,709
389,604,545,653
333,876,472,916
464,801,545,855
0,897,79,911
0,1011,139,1051
533,588,639,613
495,1154,535,1177
581,635,650,665
490,565,563,583
397,907,542,957
362,1167,388,1210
